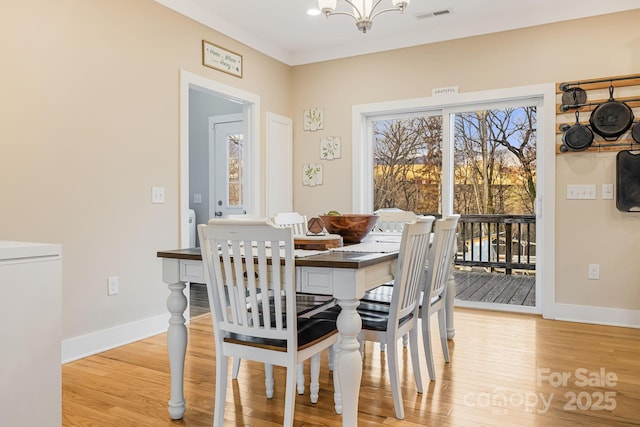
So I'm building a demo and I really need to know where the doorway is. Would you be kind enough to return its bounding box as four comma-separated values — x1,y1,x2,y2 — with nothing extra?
179,70,261,249
352,84,557,318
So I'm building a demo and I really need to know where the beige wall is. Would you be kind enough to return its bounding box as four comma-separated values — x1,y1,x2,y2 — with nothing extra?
291,10,640,312
0,0,291,342
1,1,638,351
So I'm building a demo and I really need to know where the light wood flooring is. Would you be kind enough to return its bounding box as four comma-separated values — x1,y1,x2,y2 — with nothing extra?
62,306,640,426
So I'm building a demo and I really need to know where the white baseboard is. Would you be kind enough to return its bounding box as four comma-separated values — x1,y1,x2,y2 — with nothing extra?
454,299,540,314
454,300,640,329
62,314,170,363
550,303,640,329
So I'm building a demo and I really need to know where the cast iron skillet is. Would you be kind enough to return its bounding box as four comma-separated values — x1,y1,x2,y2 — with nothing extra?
590,85,634,141
561,110,593,151
632,122,640,144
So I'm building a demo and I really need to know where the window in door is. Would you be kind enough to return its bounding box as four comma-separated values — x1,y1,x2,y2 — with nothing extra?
227,132,243,208
452,105,537,216
210,117,246,218
369,112,443,214
366,100,539,310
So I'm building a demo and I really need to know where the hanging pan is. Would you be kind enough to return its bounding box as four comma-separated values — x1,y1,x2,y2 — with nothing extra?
561,87,587,107
590,85,634,141
632,122,640,144
561,110,593,151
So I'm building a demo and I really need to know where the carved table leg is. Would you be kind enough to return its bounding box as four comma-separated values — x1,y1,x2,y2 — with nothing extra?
335,299,362,427
166,282,187,419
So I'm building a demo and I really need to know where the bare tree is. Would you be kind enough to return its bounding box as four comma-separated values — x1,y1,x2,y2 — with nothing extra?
454,111,504,214
488,106,537,213
372,107,536,216
373,116,441,212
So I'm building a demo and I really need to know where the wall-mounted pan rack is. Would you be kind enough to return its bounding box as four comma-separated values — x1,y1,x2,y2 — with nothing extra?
559,74,640,91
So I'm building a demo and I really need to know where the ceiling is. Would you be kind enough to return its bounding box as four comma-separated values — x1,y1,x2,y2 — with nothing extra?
155,0,639,66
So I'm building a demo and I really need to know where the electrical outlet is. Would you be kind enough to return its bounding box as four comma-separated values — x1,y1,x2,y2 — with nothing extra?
588,264,600,280
107,276,119,295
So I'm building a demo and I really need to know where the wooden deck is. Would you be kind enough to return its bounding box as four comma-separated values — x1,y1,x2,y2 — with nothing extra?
453,269,535,306
190,270,536,317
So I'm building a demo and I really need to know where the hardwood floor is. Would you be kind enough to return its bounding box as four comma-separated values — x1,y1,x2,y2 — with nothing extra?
62,307,640,426
190,283,210,318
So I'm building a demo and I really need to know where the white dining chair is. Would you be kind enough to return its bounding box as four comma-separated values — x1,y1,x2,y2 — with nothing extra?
421,214,459,380
367,208,419,351
272,211,308,235
266,211,336,392
312,215,434,419
374,208,417,232
198,219,338,427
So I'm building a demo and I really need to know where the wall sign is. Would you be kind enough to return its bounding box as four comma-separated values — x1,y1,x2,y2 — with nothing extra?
202,40,243,78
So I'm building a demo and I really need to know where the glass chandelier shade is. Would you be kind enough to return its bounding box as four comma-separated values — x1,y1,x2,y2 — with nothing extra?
317,0,410,33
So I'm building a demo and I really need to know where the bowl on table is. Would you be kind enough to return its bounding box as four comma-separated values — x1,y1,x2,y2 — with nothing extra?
318,214,378,244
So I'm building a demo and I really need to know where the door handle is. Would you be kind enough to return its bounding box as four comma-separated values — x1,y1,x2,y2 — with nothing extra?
215,211,223,217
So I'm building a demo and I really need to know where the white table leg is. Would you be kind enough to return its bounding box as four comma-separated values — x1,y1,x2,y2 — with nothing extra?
167,282,188,419
162,258,188,419
335,298,362,427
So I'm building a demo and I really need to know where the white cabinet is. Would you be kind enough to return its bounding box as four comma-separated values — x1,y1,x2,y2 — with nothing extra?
0,241,62,426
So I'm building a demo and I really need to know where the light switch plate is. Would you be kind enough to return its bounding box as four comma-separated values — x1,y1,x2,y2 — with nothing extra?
602,184,614,200
194,193,202,204
567,184,596,200
152,187,165,204
107,276,119,295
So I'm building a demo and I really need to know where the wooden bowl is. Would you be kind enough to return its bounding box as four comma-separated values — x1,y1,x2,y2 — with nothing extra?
318,214,378,243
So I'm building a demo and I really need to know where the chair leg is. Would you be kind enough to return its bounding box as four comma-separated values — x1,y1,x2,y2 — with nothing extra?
403,333,409,348
283,365,297,427
265,363,274,399
438,307,450,363
387,338,405,419
332,341,343,414
213,355,229,427
409,327,423,394
380,342,386,352
422,312,436,381
297,362,305,395
310,354,320,403
232,357,241,379
328,345,334,371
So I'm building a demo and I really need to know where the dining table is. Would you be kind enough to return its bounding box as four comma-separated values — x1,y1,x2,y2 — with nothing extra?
156,234,456,427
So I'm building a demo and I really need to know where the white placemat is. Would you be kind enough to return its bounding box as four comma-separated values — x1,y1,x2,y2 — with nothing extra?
331,242,400,253
223,246,328,258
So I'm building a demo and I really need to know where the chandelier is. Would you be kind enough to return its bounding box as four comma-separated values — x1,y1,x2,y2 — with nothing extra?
318,0,410,33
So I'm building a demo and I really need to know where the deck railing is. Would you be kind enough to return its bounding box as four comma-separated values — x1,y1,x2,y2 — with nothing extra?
454,214,536,275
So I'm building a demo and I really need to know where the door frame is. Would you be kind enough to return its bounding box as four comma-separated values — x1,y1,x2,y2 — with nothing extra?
179,70,261,248
351,83,556,319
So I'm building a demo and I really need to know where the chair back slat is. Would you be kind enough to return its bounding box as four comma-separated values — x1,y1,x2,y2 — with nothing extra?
389,216,435,329
198,219,295,342
374,208,417,233
273,212,308,235
425,215,461,302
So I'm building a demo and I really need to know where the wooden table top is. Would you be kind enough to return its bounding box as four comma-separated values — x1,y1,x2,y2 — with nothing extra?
157,247,397,269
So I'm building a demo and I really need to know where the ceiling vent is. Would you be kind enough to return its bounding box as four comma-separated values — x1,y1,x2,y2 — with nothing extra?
415,8,453,20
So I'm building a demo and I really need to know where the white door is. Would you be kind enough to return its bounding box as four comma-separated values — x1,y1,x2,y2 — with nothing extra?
209,115,245,218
